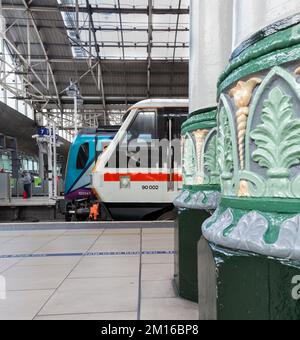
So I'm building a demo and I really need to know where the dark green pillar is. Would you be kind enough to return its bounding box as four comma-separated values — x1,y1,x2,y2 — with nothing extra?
213,246,300,320
174,208,210,302
175,108,220,303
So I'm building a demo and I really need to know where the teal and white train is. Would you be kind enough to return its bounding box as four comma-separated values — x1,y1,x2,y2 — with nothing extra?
64,127,119,221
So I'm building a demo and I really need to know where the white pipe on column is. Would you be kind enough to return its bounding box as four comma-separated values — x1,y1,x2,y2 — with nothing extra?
47,127,53,200
189,0,233,113
38,145,44,179
233,0,300,50
52,123,57,198
74,96,78,136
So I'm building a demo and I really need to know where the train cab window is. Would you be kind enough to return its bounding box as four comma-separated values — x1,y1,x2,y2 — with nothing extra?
157,107,188,140
76,142,89,170
126,111,157,143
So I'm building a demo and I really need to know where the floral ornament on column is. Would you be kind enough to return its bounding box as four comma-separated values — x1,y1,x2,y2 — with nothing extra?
229,78,262,197
193,129,209,185
204,135,220,185
250,87,300,198
180,135,185,168
183,135,196,184
218,108,234,196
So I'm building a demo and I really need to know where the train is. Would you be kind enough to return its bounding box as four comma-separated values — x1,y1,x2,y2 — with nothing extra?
64,126,119,221
91,99,189,221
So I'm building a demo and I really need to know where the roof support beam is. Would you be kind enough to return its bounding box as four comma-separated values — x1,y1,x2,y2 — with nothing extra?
30,81,188,88
173,0,182,61
6,23,189,33
86,0,106,118
21,0,63,116
11,68,188,76
75,0,79,38
14,41,189,49
16,57,188,64
1,4,189,15
147,0,153,98
117,0,128,105
0,53,58,104
0,33,54,96
170,0,182,96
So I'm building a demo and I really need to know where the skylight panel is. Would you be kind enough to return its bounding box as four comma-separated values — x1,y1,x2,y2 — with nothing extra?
58,0,189,60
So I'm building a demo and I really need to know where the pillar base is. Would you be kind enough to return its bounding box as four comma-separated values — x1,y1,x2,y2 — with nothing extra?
200,197,300,319
209,244,300,320
174,208,210,303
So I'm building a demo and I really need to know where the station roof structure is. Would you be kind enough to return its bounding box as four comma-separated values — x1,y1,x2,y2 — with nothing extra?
0,0,189,132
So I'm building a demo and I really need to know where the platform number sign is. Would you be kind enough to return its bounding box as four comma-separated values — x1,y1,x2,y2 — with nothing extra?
292,276,300,301
38,127,50,136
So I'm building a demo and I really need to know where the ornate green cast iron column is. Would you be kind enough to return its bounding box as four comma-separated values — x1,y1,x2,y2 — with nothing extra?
174,108,220,302
175,0,233,303
201,17,300,320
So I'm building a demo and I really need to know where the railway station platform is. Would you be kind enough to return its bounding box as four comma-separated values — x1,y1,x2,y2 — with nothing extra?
0,197,64,222
0,222,198,320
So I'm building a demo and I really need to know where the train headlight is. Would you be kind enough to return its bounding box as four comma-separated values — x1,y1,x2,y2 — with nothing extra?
120,176,131,189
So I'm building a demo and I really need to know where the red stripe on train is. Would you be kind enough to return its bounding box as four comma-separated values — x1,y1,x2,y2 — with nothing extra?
104,173,183,182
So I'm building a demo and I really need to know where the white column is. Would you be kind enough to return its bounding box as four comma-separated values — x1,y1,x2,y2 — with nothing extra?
233,0,300,49
189,0,233,113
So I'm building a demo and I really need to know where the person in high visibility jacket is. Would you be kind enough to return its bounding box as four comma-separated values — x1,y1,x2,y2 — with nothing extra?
89,203,100,221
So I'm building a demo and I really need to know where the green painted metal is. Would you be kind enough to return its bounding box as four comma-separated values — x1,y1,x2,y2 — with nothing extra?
205,204,295,246
250,87,300,198
239,170,266,197
183,133,197,184
215,45,300,201
178,103,219,306
220,197,300,214
218,44,300,96
204,16,300,320
242,66,300,199
182,108,219,186
182,122,216,135
219,95,240,195
217,107,235,196
175,208,211,303
204,204,295,248
181,110,217,135
183,184,220,192
188,107,218,118
245,66,300,170
212,246,300,320
204,135,220,185
218,107,234,175
219,23,300,89
231,14,300,60
202,128,220,185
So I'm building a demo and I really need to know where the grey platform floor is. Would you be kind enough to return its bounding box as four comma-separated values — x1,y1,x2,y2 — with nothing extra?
0,223,198,320
0,197,58,207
